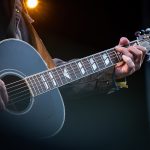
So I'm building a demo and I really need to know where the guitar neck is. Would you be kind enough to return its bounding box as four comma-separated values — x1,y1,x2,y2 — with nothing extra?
25,40,140,97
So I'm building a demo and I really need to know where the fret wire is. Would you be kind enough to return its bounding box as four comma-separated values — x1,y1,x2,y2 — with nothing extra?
102,51,112,66
40,52,117,83
22,51,119,98
38,74,48,92
66,64,77,80
25,78,35,97
87,57,96,73
47,71,57,88
110,50,120,62
10,40,143,99
7,39,144,97
80,59,88,75
67,63,78,79
51,69,60,86
56,67,68,85
92,55,100,70
55,67,64,86
38,74,48,93
26,39,140,80
111,51,119,64
35,74,45,94
93,54,104,70
114,50,121,62
26,77,37,96
33,76,45,93
51,69,59,86
26,50,119,95
59,66,69,84
46,71,55,89
29,77,39,96
63,64,73,82
32,75,44,95
42,67,69,86
45,71,58,90
106,51,113,65
99,52,107,67
81,56,94,73
27,49,116,80
69,62,90,78
36,52,117,84
82,58,93,74
71,62,83,78
75,61,84,76
43,72,51,90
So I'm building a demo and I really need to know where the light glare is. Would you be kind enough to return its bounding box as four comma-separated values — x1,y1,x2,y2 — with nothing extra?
26,0,38,9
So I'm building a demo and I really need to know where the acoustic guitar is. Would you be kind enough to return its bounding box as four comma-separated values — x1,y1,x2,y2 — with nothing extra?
0,29,150,140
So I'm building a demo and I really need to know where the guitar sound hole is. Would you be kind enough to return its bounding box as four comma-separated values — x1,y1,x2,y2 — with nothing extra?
1,74,32,114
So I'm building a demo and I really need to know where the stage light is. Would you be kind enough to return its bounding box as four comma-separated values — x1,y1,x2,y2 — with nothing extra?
26,0,39,9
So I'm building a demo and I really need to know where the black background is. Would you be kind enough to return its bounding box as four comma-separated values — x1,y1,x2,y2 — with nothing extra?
6,0,150,150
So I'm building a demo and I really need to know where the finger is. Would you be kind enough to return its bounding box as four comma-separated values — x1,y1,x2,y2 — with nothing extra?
115,46,134,60
122,55,135,74
119,37,130,46
0,80,8,105
134,45,147,59
128,46,143,66
0,95,5,111
128,46,146,70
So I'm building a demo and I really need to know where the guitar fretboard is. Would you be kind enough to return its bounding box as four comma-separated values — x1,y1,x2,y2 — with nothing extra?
25,40,142,97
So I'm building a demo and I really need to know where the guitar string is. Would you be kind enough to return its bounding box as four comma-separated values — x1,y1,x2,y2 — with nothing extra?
7,51,118,96
6,50,118,93
7,54,119,105
5,48,118,89
5,38,142,91
5,41,150,106
7,93,31,106
6,45,146,105
6,50,122,99
7,51,119,96
5,39,143,105
4,38,140,90
3,39,141,89
8,51,118,99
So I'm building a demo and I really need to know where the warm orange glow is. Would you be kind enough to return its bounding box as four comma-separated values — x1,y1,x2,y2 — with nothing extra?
26,0,39,9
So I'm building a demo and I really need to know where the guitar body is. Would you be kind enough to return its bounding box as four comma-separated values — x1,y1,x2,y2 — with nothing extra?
0,39,65,139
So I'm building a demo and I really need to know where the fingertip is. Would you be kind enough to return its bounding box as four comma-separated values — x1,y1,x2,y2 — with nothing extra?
119,37,130,46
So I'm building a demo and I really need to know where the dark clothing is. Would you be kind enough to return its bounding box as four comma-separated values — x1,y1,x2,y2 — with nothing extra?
0,0,118,94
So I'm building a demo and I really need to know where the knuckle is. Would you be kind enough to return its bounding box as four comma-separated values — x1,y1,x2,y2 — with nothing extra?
137,51,142,57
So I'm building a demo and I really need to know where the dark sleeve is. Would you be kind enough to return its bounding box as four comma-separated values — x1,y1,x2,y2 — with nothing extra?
53,58,119,96
0,0,14,40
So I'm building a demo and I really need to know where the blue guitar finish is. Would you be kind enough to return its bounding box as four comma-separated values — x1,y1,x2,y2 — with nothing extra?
0,32,149,140
0,39,65,139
